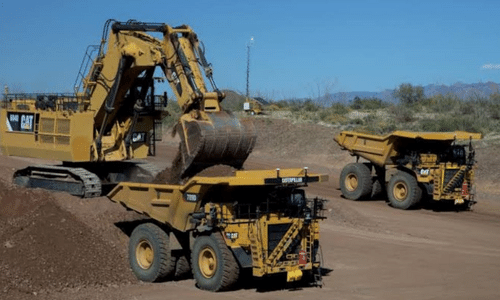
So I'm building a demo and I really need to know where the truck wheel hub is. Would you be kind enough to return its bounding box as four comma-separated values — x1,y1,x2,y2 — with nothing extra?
346,174,358,191
136,240,154,269
199,247,217,278
393,182,408,201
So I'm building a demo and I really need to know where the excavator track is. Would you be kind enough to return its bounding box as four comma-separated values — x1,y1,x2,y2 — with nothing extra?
13,165,102,198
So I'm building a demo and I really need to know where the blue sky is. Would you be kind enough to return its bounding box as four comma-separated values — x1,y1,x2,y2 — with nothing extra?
1,0,499,100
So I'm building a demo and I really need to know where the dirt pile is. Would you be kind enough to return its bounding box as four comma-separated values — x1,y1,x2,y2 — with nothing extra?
154,164,236,184
153,145,237,184
251,118,340,159
0,180,132,296
195,164,236,177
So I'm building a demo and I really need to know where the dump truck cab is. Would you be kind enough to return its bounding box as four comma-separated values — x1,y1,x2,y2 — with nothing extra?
108,168,328,291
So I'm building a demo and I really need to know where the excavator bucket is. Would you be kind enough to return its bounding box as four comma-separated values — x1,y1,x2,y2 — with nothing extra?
177,111,257,178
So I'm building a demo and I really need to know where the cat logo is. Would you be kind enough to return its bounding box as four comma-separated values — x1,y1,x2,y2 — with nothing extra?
132,132,146,143
21,114,34,131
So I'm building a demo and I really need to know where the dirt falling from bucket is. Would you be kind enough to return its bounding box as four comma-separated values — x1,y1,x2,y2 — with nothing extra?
153,147,236,184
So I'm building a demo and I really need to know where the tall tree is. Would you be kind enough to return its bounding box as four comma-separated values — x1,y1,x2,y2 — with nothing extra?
393,83,425,105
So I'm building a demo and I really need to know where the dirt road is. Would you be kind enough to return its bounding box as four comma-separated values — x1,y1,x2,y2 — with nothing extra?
1,139,500,300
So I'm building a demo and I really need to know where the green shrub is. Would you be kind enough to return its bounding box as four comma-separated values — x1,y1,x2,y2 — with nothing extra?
303,99,320,112
162,100,181,128
389,105,415,123
490,103,500,120
393,83,425,105
421,93,461,113
418,115,489,134
350,97,388,110
330,102,349,114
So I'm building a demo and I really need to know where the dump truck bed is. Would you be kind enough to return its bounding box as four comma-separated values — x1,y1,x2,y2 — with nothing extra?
108,168,328,232
334,130,482,167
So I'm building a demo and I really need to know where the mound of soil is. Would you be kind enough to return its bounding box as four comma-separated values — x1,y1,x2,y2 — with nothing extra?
0,180,131,296
154,164,236,183
251,118,339,159
153,144,237,185
194,164,236,177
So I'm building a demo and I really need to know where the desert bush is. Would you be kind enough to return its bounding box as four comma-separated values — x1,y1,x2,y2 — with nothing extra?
486,93,500,120
303,99,320,112
388,104,416,123
393,83,425,105
287,100,304,113
163,99,182,128
419,93,461,113
350,97,388,110
489,103,500,120
352,113,398,135
418,115,490,134
351,118,364,125
458,100,478,115
330,102,349,114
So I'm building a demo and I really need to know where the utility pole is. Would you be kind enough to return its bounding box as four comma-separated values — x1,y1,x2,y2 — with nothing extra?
246,37,254,100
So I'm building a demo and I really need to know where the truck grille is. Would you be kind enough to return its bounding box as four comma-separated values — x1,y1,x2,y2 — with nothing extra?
268,223,291,254
443,169,465,191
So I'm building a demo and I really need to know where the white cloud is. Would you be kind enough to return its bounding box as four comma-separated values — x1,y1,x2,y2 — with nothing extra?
482,64,500,70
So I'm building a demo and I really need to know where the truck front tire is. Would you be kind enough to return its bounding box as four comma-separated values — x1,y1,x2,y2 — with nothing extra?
339,163,373,200
128,223,176,282
192,232,240,291
387,171,422,210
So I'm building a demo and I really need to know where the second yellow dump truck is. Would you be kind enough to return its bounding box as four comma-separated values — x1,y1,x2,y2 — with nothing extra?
108,168,328,291
334,131,482,210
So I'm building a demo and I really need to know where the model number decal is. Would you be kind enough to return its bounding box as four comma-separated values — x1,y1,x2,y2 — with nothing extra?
184,193,198,202
9,114,19,122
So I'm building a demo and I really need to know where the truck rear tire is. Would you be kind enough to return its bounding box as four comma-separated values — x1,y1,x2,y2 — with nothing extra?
192,232,240,291
339,163,373,200
128,223,176,282
387,171,422,210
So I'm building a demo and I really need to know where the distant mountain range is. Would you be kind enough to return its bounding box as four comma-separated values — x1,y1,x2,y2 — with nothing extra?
312,81,500,105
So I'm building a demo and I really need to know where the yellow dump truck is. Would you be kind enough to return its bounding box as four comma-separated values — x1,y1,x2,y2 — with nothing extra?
334,131,482,209
108,168,328,291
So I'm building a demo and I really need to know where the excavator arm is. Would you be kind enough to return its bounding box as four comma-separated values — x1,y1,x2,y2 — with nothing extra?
80,26,165,161
89,20,256,178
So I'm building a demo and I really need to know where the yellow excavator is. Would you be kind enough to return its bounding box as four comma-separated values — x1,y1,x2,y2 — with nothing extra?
0,20,256,197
